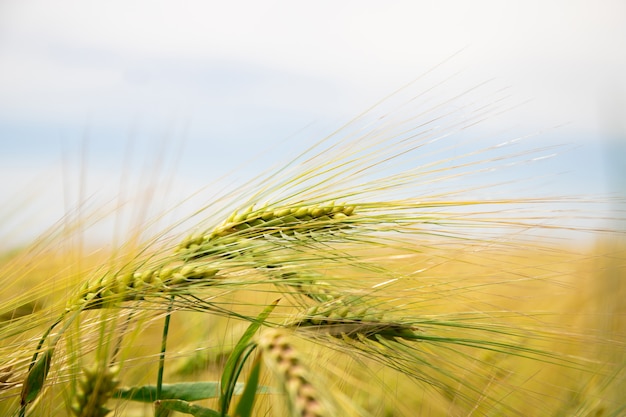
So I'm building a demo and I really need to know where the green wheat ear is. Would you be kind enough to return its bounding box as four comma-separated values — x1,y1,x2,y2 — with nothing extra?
64,202,356,312
70,365,119,417
64,261,222,311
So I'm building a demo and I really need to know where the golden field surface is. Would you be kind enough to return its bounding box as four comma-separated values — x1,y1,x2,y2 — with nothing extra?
1,232,624,416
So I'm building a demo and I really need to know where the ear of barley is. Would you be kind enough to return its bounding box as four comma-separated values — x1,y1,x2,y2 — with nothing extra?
176,202,357,260
67,202,359,312
70,365,119,417
257,329,334,417
65,261,221,311
287,298,418,341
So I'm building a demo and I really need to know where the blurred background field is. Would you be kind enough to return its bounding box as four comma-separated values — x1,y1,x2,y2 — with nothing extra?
1,230,624,416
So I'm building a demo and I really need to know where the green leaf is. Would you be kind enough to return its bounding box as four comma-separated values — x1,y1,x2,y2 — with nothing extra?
234,355,261,417
114,382,273,403
155,399,222,417
220,300,278,415
21,348,54,405
115,381,224,402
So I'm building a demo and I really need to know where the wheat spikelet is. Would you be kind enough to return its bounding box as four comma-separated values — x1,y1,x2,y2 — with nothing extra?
69,365,119,417
258,329,334,417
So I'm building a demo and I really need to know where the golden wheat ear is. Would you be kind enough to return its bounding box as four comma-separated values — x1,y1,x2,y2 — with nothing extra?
258,329,337,417
287,297,419,341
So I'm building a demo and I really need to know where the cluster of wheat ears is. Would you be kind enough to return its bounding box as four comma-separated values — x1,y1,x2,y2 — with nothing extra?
1,73,625,417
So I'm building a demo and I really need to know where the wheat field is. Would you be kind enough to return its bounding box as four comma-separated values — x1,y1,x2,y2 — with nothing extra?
1,77,625,417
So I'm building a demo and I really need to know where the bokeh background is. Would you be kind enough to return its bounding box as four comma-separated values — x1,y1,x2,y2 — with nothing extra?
1,0,624,246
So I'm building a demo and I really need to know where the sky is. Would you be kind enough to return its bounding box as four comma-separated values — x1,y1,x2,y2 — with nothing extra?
0,0,625,246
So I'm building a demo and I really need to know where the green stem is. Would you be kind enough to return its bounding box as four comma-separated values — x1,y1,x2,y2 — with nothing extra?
156,296,174,401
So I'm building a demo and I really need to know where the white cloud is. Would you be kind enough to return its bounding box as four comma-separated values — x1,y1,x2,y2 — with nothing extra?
1,0,624,135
